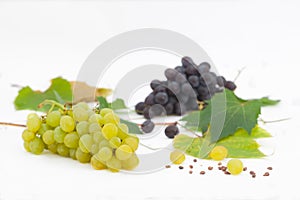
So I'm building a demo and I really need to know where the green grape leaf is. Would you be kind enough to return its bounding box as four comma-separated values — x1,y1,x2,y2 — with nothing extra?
14,77,73,112
120,119,143,134
258,97,280,106
97,97,127,110
97,96,110,110
180,89,261,142
173,126,270,158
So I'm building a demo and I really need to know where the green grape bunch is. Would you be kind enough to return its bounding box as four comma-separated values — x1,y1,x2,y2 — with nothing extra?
22,101,140,172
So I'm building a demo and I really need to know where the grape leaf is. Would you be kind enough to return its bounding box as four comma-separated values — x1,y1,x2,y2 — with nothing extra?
96,97,127,110
173,126,270,158
258,97,280,106
180,89,261,142
120,119,143,134
14,77,73,112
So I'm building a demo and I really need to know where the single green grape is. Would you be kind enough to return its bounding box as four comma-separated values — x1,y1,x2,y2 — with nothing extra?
91,155,107,170
75,148,91,163
22,129,35,142
64,132,79,148
103,112,120,124
73,107,89,122
90,144,99,155
93,131,104,144
29,137,45,155
100,108,113,117
54,127,66,143
42,130,55,145
79,134,93,153
170,150,185,165
99,140,110,149
88,113,101,123
74,102,89,110
46,111,61,127
60,115,75,132
123,136,139,151
76,121,89,136
69,148,77,160
209,146,228,161
122,153,139,170
106,156,122,172
117,123,129,140
102,123,118,140
23,141,31,152
27,113,42,133
88,122,101,134
48,143,58,154
57,143,70,157
109,137,121,149
96,147,113,162
115,145,133,161
37,123,52,136
227,159,243,175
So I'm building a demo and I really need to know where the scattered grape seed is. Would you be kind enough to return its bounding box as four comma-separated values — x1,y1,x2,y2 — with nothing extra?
208,166,213,170
179,166,184,170
200,171,206,175
165,165,171,168
189,165,193,169
243,167,247,171
189,170,193,174
263,172,270,176
193,159,197,162
267,167,273,170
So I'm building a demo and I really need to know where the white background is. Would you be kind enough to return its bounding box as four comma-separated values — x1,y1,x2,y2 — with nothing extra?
0,0,300,199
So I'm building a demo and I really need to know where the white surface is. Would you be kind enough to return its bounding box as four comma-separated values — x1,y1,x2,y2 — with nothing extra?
0,0,300,199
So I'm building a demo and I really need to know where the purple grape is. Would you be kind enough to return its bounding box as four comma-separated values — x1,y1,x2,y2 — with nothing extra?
150,79,161,90
188,75,200,88
145,93,155,105
164,68,178,81
165,125,179,139
225,81,237,91
135,102,145,115
141,120,155,133
154,92,168,105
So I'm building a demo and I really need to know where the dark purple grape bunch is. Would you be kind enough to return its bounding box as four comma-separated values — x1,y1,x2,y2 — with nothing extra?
135,56,236,121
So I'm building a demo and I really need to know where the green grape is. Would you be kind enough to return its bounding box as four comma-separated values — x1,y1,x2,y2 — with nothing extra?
123,136,139,151
88,122,101,134
46,111,61,127
48,143,58,154
22,129,35,142
103,112,120,124
27,113,42,133
79,134,93,153
102,123,118,140
87,109,94,117
209,146,228,161
93,131,104,144
88,114,101,123
99,140,110,149
107,156,122,172
64,132,79,148
122,153,139,170
29,137,44,155
54,127,66,143
73,107,89,122
227,159,243,175
115,145,132,160
60,115,75,132
74,102,89,110
90,144,99,155
57,143,69,157
69,148,77,160
95,147,113,161
170,150,185,165
117,123,129,140
37,123,52,136
76,121,89,136
91,155,107,170
100,108,113,117
75,148,91,163
109,137,121,149
42,130,55,145
23,141,31,152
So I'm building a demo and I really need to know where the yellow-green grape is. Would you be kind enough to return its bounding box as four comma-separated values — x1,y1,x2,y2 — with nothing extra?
37,123,52,136
75,148,91,163
100,108,113,117
73,107,89,122
57,144,70,157
23,141,31,152
27,113,42,133
79,134,93,153
60,115,75,132
109,137,121,148
123,136,139,151
122,153,139,170
106,156,121,172
64,132,79,149
69,148,77,160
29,137,45,155
170,150,185,165
117,124,129,140
93,131,104,144
42,130,55,145
90,144,99,155
91,155,107,170
46,111,61,127
76,121,89,136
96,147,113,162
22,129,35,142
74,102,89,110
99,140,110,149
88,122,101,134
54,127,66,143
88,113,101,123
209,146,228,161
227,159,243,175
115,144,133,161
102,123,118,140
103,112,120,124
48,143,58,154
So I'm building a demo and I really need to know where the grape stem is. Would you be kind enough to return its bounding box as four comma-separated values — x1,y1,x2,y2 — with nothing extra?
38,100,65,112
0,122,26,128
259,117,290,124
233,67,246,82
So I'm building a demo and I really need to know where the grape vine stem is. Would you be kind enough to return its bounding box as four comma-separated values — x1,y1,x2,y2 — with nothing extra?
0,122,26,128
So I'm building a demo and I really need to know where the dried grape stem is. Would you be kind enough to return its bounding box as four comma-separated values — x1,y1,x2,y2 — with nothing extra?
137,122,177,126
0,122,26,128
259,117,290,124
233,67,246,82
